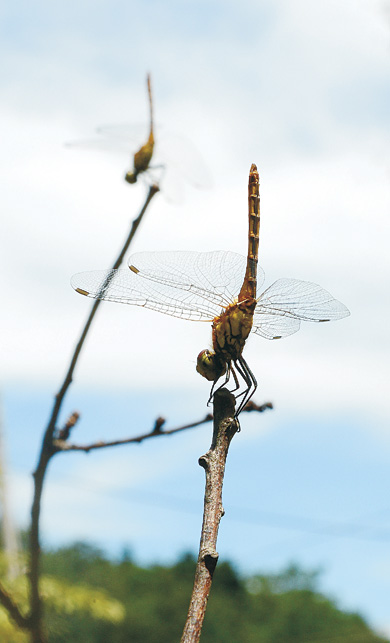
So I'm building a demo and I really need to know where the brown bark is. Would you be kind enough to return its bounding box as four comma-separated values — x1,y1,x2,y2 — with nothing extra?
181,388,239,642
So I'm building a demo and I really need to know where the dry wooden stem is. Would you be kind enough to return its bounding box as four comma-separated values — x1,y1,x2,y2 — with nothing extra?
181,388,239,643
24,184,159,643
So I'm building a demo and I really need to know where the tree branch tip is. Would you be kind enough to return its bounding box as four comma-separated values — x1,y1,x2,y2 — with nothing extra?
243,400,274,413
56,410,81,441
214,387,236,405
150,183,160,195
151,416,166,433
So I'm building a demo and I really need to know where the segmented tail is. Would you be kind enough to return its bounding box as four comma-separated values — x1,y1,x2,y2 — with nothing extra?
238,164,260,301
147,73,154,140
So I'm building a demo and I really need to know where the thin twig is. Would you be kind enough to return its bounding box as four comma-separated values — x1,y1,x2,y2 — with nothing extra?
53,400,273,454
26,184,159,643
243,400,273,413
53,412,213,453
181,388,239,643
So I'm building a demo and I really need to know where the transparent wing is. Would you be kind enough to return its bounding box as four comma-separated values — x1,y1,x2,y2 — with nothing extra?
253,278,350,340
65,136,138,155
71,250,264,322
128,250,265,305
71,269,217,320
97,123,152,142
68,124,212,190
155,131,213,189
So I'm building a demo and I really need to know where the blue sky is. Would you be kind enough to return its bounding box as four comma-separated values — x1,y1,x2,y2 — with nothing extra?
1,0,390,636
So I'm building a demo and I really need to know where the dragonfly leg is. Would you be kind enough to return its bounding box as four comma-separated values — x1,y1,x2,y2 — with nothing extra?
229,364,240,393
207,363,232,406
234,356,258,416
234,359,250,398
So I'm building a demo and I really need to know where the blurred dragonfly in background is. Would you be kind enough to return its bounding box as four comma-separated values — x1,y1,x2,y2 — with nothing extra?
72,164,350,416
66,74,212,202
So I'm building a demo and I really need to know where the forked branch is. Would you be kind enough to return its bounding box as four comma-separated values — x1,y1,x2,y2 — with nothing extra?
25,184,159,643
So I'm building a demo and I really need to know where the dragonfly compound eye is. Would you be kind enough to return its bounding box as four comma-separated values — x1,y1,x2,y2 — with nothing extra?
196,349,226,382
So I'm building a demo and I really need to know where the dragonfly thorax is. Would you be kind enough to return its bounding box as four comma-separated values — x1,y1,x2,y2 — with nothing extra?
196,299,257,384
212,299,256,362
125,133,155,184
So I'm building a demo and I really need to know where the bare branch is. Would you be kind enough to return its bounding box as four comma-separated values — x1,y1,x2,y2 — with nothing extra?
53,412,214,453
181,388,239,643
53,400,273,454
26,184,159,643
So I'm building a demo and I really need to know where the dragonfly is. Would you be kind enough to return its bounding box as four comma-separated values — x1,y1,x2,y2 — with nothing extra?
123,72,154,185
71,164,350,416
66,74,212,202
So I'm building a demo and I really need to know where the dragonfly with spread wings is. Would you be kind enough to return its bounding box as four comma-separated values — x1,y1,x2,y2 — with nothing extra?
72,164,350,415
66,74,212,201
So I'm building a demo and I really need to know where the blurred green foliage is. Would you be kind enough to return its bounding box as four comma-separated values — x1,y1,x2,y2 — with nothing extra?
0,550,124,642
43,543,388,642
0,543,387,642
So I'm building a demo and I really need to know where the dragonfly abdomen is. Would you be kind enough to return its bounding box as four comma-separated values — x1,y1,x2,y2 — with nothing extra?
238,164,260,302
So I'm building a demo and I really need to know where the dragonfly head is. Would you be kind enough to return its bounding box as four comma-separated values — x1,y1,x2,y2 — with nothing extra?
196,349,226,382
125,170,138,184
